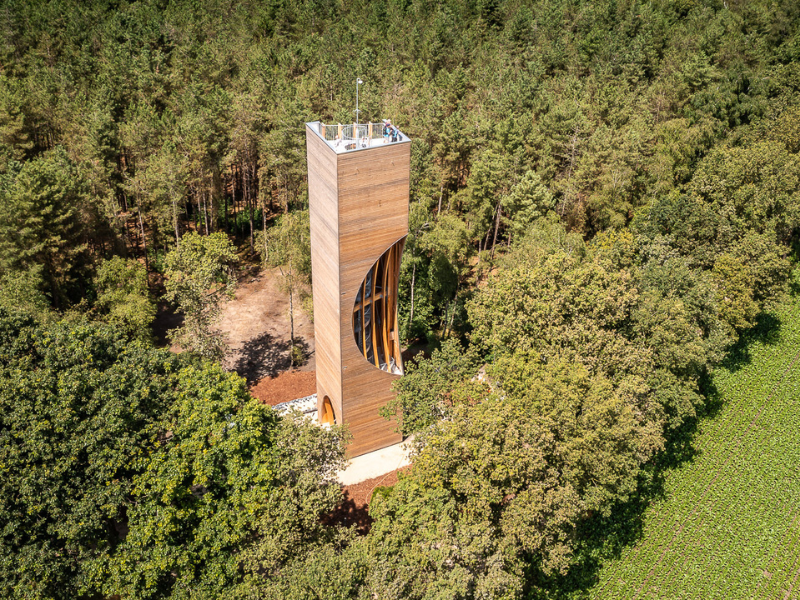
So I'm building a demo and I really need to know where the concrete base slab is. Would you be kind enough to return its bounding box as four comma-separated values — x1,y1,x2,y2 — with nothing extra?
336,436,414,486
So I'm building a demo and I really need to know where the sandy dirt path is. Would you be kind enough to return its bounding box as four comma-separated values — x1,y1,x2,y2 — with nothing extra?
219,267,315,383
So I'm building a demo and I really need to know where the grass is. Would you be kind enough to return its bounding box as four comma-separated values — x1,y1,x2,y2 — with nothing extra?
579,300,800,599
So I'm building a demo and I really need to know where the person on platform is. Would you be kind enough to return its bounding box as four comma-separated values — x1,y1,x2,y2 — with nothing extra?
383,119,392,143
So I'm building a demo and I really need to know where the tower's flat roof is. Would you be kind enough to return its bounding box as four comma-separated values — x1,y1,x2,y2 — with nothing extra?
306,121,410,154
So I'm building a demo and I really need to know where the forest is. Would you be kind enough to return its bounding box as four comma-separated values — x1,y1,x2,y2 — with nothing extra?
0,0,799,597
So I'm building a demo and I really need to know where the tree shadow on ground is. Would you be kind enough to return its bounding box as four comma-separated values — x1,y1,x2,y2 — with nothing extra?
322,491,373,535
230,332,311,383
527,415,702,598
720,312,782,374
151,302,183,348
528,310,785,598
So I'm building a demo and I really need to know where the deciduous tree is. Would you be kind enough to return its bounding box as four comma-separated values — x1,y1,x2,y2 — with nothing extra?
95,256,155,343
164,232,238,360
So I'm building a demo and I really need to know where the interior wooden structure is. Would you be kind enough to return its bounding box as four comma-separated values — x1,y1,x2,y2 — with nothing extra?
320,396,335,425
352,239,405,375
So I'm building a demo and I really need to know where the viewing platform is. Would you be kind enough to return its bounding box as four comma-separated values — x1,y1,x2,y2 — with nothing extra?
307,121,409,154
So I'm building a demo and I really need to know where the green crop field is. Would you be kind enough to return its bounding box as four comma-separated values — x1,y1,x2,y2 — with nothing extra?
588,301,800,600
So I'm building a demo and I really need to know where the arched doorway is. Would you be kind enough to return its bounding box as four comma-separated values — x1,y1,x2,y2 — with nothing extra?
320,395,335,425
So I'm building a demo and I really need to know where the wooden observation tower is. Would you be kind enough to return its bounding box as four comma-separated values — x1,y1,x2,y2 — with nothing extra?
305,121,410,457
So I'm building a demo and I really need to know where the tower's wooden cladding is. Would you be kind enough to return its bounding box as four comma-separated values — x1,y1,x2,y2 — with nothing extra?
306,123,410,457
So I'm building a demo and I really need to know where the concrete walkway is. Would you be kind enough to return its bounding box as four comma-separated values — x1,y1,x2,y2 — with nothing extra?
336,436,414,485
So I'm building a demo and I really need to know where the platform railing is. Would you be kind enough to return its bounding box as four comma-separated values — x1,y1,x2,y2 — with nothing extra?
317,121,404,152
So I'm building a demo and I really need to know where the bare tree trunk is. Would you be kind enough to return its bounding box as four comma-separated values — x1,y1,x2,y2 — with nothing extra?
242,167,246,237
120,201,132,255
490,199,502,260
173,205,180,244
211,163,222,232
437,183,444,217
444,298,457,339
289,282,294,368
232,166,238,234
171,182,180,244
445,302,454,339
477,226,491,267
262,191,267,237
248,202,255,251
123,217,133,256
408,261,416,340
283,172,289,214
224,176,229,233
281,262,295,370
194,184,203,233
202,188,210,235
248,164,255,252
151,224,159,268
138,206,148,271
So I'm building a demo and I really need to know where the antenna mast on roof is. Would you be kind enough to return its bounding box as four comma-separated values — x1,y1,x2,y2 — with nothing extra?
355,78,363,124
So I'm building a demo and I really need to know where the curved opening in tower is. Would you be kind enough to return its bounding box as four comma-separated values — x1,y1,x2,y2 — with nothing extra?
352,238,406,375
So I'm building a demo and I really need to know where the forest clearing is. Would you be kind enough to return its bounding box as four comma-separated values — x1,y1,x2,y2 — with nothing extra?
587,299,800,599
217,266,315,382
